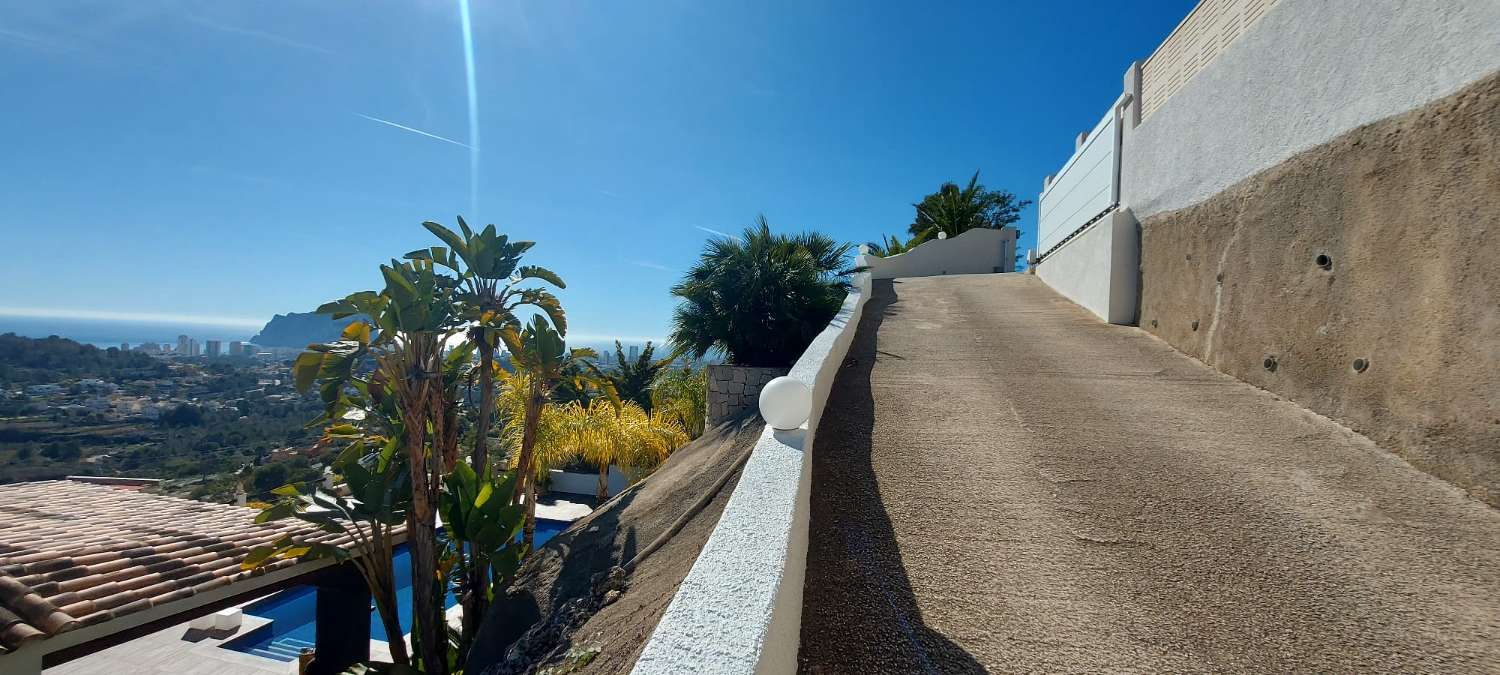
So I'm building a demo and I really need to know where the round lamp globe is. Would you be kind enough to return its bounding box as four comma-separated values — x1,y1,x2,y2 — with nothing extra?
759,376,811,430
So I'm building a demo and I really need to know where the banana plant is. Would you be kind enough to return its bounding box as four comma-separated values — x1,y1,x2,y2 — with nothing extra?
314,257,463,675
405,216,565,639
242,433,412,666
499,314,612,547
439,462,526,667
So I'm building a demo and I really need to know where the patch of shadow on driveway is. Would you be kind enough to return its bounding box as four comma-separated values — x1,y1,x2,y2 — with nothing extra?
798,279,985,674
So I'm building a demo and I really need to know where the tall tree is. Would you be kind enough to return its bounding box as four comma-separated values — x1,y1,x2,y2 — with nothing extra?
669,217,854,368
313,259,463,675
405,216,564,635
907,170,1030,244
499,315,610,547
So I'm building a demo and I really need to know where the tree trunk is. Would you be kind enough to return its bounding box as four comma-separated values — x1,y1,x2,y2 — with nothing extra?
461,339,496,655
472,340,495,473
511,386,544,504
523,479,537,549
404,384,446,675
596,461,609,502
372,585,407,665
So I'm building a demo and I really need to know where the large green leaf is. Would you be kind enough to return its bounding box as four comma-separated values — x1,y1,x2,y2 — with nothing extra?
517,265,565,289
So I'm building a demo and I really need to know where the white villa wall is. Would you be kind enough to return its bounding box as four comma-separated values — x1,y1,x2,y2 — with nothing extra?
1122,0,1500,220
1034,208,1139,324
862,227,1016,279
1037,101,1120,254
632,273,873,675
548,467,627,497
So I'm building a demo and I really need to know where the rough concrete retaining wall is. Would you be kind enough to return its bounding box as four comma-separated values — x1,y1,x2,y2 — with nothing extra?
706,365,786,427
1137,72,1500,506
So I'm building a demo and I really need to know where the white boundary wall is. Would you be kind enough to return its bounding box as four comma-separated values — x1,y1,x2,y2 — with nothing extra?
1034,208,1140,324
548,467,627,497
632,272,873,675
1122,0,1500,220
1036,99,1122,254
861,226,1016,279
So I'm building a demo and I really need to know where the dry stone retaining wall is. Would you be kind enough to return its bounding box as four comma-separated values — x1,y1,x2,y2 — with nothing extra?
706,365,787,427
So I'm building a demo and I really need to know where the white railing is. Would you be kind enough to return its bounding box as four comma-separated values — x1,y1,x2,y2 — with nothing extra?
1036,95,1125,255
632,273,873,675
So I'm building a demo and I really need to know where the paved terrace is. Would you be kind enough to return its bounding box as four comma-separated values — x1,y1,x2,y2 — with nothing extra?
799,274,1500,672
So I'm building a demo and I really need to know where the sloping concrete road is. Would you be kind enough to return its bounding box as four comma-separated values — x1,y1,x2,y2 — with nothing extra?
799,274,1500,673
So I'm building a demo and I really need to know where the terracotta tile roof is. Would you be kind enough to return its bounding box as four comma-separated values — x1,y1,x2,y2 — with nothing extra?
0,480,359,654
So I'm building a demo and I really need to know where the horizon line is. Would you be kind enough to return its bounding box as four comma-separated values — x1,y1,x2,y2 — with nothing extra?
0,307,268,329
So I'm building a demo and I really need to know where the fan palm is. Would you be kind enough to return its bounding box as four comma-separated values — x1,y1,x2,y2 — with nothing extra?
669,216,854,367
865,233,913,257
907,170,1030,244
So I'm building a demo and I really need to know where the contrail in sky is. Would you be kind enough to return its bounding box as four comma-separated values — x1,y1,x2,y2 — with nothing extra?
458,0,481,216
694,225,737,239
355,113,471,148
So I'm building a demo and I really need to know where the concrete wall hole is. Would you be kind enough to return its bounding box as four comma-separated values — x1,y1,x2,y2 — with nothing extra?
1263,355,1278,372
1352,358,1370,373
1315,253,1333,270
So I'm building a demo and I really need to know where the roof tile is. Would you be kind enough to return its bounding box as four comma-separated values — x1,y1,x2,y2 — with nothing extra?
0,480,376,654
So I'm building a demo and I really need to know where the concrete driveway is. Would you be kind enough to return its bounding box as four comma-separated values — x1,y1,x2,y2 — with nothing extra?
799,274,1500,673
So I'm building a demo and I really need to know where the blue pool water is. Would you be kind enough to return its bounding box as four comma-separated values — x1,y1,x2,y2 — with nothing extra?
226,519,568,661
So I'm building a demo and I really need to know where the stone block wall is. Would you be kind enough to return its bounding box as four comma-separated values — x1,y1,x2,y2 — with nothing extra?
706,365,787,427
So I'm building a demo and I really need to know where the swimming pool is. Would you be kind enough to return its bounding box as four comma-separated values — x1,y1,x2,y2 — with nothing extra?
225,519,568,661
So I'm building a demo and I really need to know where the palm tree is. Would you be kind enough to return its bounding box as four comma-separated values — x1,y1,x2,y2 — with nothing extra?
907,170,1031,244
864,233,913,257
573,399,688,500
669,216,854,367
652,366,707,438
590,340,673,412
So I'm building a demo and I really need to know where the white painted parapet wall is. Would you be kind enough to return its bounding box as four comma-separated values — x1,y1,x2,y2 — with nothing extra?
632,272,873,675
860,226,1017,279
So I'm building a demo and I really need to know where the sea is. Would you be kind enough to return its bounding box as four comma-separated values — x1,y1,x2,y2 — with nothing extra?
0,316,259,350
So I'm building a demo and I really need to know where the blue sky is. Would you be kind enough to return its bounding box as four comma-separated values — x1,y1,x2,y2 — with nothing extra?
0,0,1194,341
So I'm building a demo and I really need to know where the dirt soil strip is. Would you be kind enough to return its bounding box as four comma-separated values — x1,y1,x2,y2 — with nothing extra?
799,274,1500,673
468,414,764,675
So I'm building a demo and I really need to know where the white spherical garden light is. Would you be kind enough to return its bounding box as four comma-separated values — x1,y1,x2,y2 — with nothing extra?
758,376,811,430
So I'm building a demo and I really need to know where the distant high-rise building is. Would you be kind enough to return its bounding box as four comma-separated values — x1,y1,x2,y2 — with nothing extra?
205,340,222,357
229,341,245,356
177,335,190,354
628,345,640,362
120,342,129,352
189,338,200,356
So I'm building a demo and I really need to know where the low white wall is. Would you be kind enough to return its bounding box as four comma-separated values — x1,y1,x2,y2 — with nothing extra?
1123,0,1500,220
861,227,1016,279
1035,208,1139,325
548,467,627,497
632,273,873,675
